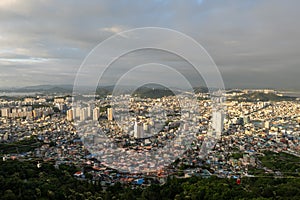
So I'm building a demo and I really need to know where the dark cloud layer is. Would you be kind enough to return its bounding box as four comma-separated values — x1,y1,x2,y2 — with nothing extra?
0,0,299,89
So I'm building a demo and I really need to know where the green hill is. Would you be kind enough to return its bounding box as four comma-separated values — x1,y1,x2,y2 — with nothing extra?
133,87,175,98
231,92,296,102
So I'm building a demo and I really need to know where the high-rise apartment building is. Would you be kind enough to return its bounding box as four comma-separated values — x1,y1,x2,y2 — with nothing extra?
80,108,88,121
66,109,74,121
211,109,225,138
134,120,144,139
107,108,113,121
93,107,100,121
0,108,10,117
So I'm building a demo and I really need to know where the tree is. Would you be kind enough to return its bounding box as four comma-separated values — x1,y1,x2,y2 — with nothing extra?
2,190,16,200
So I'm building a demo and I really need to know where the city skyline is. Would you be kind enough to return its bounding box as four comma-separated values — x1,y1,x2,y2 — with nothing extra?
1,1,300,198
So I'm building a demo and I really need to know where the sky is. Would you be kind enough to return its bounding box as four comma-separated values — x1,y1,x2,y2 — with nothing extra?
0,0,300,90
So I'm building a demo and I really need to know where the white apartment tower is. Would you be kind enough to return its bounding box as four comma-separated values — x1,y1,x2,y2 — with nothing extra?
210,108,225,138
93,107,100,121
134,121,144,139
66,109,74,121
107,107,113,121
1,108,10,117
80,108,88,121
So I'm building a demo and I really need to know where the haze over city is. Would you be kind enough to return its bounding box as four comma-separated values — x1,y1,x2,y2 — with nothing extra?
0,0,300,89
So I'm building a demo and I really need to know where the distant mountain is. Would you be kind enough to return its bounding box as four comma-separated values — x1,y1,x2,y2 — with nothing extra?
0,84,210,96
96,87,111,97
133,87,175,98
193,86,208,93
95,84,178,99
231,92,296,102
0,84,73,93
226,89,243,94
42,86,72,93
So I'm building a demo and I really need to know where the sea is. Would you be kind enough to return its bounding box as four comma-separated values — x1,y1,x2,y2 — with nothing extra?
281,91,300,98
0,92,37,97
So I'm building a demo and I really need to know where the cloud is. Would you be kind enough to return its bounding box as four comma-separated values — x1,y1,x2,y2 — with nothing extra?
102,26,124,34
0,0,299,89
